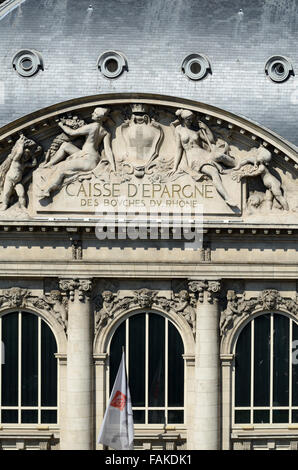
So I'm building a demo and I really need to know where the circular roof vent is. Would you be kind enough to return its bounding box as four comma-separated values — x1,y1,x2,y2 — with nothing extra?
181,53,211,81
97,51,128,79
12,49,43,77
265,56,294,83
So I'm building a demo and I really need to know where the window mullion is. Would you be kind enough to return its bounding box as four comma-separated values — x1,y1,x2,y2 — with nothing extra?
289,319,293,424
165,318,168,425
251,320,254,424
0,316,2,418
126,318,129,378
270,313,274,424
38,316,41,424
18,311,22,424
145,313,149,425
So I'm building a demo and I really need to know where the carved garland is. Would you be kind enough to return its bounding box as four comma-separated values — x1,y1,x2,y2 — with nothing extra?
220,288,298,337
94,287,197,336
0,287,68,332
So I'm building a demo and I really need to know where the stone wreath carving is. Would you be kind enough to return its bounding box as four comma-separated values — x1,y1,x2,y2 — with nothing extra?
0,287,68,332
220,288,298,336
94,287,196,335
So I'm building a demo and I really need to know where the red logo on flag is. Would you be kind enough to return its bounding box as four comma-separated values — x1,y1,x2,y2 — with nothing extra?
110,390,127,411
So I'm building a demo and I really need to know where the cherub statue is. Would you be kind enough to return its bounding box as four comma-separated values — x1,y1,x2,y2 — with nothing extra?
174,290,196,334
0,134,41,210
46,290,68,331
232,145,289,211
95,290,117,331
220,290,240,335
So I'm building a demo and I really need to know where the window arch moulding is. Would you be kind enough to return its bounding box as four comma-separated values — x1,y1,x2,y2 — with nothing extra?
93,287,196,357
0,287,67,354
220,288,298,357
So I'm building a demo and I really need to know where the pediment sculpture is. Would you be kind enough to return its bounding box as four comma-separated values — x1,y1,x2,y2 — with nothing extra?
0,101,295,221
119,104,163,178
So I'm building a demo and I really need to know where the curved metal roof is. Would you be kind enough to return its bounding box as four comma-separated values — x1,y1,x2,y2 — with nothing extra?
0,0,297,148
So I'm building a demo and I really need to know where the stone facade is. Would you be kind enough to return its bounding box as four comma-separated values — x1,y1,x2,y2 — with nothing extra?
0,0,297,452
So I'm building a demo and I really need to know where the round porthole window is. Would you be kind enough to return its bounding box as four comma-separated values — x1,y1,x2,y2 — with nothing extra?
182,53,211,81
12,49,43,77
97,51,128,79
265,56,294,83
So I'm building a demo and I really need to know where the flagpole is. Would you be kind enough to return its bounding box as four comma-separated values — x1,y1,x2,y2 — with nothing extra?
98,345,134,450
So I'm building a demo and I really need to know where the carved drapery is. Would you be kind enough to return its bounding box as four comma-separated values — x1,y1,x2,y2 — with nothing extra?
0,286,68,332
220,288,298,337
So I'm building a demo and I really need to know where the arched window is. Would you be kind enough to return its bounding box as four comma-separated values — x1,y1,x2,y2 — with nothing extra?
0,312,58,424
234,313,298,425
109,312,184,425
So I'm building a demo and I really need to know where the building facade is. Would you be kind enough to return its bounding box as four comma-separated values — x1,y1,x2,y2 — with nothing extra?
0,0,297,451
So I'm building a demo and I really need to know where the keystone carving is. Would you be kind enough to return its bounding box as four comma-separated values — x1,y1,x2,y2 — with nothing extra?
220,288,298,336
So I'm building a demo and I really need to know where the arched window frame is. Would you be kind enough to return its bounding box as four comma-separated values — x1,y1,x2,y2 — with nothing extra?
0,307,64,428
108,310,185,427
94,306,195,449
220,307,298,450
231,310,298,429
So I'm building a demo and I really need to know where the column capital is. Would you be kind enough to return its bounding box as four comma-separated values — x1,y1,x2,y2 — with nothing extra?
188,279,221,304
59,278,93,302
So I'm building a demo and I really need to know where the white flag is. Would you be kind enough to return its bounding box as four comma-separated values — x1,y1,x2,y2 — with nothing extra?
98,351,134,450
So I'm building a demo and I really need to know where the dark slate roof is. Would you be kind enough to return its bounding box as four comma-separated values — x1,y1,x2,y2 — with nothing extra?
0,0,297,147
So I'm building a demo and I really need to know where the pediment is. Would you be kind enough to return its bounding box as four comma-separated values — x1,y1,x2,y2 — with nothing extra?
0,93,297,227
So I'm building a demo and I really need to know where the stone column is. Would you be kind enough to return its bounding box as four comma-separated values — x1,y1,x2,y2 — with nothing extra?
189,280,221,450
59,279,93,450
94,353,108,450
221,354,234,450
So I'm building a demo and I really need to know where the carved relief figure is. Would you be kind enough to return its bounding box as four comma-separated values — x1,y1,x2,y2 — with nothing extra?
170,109,237,207
42,115,86,168
38,107,116,198
120,104,163,178
45,290,68,331
173,290,196,334
132,288,158,308
95,290,118,330
233,145,289,211
0,134,41,210
220,290,240,335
